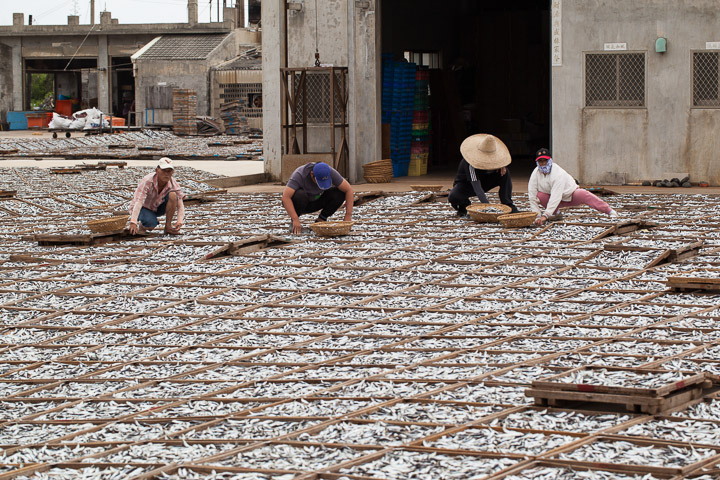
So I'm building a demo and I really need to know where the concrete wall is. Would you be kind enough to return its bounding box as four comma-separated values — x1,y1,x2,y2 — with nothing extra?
554,0,720,185
263,0,380,182
134,60,211,123
0,42,12,123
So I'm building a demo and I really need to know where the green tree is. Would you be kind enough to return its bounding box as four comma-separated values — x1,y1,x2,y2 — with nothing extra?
30,74,54,110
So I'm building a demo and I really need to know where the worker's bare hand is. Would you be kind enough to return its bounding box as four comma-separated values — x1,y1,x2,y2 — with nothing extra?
500,167,507,176
129,222,139,235
534,216,546,226
164,225,182,235
291,219,302,234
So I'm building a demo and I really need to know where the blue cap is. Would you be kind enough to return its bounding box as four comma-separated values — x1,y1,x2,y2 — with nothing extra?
313,162,332,190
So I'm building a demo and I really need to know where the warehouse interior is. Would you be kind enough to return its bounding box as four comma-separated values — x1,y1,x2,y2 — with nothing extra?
381,0,551,175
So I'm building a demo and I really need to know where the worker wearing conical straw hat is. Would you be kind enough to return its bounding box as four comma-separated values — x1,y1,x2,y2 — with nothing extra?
449,134,518,217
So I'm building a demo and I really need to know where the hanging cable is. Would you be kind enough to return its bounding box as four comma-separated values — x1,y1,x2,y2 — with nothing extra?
64,23,95,71
314,0,320,66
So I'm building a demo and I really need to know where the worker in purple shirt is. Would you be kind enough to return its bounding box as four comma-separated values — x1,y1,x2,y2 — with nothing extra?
282,162,354,234
449,134,518,217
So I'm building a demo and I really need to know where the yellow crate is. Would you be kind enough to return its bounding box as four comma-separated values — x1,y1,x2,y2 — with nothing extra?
408,156,428,176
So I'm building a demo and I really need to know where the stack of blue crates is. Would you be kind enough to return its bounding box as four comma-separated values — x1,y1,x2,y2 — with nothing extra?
381,56,416,177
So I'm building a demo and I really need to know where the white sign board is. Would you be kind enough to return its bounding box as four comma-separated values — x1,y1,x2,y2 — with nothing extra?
706,42,720,50
604,43,627,51
551,0,562,66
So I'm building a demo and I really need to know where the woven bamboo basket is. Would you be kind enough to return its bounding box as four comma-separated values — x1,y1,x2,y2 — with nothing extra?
86,215,129,233
362,159,393,182
410,185,444,192
309,221,355,237
466,203,512,223
498,212,537,228
364,175,393,183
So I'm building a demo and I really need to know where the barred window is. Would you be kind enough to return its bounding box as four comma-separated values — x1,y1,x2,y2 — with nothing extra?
693,52,720,107
585,52,645,107
219,82,263,118
293,71,345,124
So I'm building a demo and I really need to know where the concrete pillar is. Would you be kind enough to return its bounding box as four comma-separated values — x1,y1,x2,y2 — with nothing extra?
223,7,236,28
236,0,246,28
68,15,80,25
347,0,380,182
98,35,110,114
100,11,112,25
188,0,198,25
90,0,95,24
10,38,23,111
12,13,23,26
262,0,285,180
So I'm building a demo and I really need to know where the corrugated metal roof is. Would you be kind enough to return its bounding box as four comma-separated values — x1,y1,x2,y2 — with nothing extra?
138,33,230,60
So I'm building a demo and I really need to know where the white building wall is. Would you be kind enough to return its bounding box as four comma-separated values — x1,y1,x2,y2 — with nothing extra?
553,0,720,185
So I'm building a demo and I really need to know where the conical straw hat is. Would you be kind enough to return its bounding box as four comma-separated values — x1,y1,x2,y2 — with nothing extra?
460,134,511,170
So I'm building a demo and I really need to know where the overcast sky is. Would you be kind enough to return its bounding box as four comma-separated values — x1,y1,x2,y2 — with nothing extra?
0,0,242,26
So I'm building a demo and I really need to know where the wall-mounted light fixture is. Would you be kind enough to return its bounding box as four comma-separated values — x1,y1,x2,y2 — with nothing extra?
655,37,667,53
355,1,370,8
287,1,303,12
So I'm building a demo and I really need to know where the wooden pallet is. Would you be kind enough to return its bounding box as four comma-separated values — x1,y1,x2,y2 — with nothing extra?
526,382,706,414
527,367,711,414
667,275,720,292
30,229,160,246
49,167,82,175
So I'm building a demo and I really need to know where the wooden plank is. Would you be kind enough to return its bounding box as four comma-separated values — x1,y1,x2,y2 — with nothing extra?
204,235,295,260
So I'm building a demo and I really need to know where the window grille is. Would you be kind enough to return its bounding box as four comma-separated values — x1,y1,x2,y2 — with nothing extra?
219,82,263,118
293,71,344,124
585,52,645,107
403,51,441,69
693,52,720,107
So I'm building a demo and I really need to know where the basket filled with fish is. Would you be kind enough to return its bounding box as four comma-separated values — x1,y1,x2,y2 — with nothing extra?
466,203,512,223
526,366,711,415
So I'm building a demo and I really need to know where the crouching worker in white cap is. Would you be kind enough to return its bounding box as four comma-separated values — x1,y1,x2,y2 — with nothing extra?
449,133,518,217
128,157,185,235
282,161,353,234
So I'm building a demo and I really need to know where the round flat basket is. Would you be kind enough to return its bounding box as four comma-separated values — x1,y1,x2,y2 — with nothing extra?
86,215,129,233
308,221,355,237
410,185,443,192
364,174,393,183
497,212,537,228
466,203,512,223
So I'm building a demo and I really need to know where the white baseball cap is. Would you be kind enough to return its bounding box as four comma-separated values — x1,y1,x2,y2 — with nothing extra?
157,157,174,169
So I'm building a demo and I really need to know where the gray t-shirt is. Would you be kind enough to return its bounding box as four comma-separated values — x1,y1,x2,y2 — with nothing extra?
286,163,344,200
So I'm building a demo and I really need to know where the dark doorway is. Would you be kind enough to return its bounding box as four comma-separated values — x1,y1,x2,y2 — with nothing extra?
381,0,550,177
112,56,135,123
